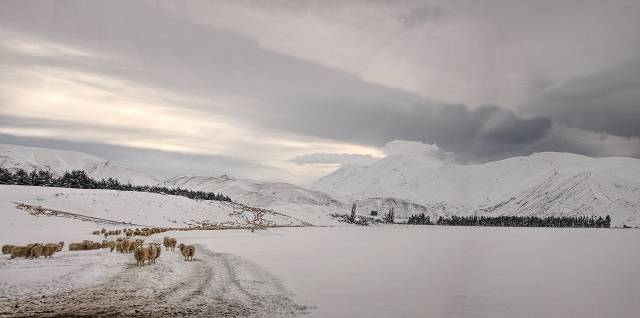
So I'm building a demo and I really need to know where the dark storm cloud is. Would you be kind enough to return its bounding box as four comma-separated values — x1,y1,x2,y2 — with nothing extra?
265,99,552,162
528,59,640,138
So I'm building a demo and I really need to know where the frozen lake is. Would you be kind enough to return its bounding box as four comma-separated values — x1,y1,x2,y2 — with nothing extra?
173,226,640,317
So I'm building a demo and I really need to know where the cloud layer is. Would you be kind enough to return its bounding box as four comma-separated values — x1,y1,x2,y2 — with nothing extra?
1,0,639,183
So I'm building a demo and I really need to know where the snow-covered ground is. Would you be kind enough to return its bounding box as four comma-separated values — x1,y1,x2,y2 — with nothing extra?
172,226,640,318
0,242,307,317
1,205,638,317
0,185,311,231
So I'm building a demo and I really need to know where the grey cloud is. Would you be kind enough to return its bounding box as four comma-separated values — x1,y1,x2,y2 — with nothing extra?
0,0,638,177
531,125,640,159
0,0,555,164
528,59,640,138
267,100,552,163
398,3,447,28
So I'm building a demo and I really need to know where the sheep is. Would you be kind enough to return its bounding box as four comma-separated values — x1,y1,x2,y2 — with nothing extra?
54,241,64,252
45,242,63,253
107,241,116,252
155,244,161,259
10,245,32,259
2,244,14,254
147,245,158,265
163,237,177,251
128,241,138,253
69,240,99,251
177,243,196,261
29,245,45,259
121,240,131,253
69,242,85,251
42,245,57,258
133,246,149,267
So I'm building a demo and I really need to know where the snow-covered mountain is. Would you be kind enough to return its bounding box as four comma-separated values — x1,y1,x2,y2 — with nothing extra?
0,143,159,186
4,142,639,227
160,175,341,208
313,149,640,227
0,143,346,226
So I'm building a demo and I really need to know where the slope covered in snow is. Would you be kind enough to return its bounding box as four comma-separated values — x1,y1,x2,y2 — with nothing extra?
0,143,345,226
0,143,159,186
0,185,307,230
160,175,341,207
159,175,346,226
313,147,640,227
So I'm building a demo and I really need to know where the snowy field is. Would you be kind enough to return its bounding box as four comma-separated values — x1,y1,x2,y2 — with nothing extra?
1,214,639,316
171,226,640,318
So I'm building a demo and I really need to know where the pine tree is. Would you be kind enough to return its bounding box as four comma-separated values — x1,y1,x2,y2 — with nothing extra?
347,202,357,223
384,207,395,224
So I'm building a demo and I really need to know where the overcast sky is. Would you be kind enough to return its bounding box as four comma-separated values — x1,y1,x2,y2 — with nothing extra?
1,0,639,184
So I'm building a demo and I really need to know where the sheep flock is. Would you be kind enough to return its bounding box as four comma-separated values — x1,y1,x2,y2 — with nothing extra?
2,226,196,267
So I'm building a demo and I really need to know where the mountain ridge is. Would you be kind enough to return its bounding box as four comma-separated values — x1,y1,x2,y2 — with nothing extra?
312,150,640,226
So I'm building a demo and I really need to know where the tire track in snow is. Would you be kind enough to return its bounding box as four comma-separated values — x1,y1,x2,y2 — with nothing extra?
0,245,309,317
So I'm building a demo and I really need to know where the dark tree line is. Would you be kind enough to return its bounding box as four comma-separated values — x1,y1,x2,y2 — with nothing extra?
436,214,611,228
0,167,231,202
407,213,433,225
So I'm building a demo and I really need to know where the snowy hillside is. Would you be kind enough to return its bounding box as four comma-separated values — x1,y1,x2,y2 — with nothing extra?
159,175,347,226
0,144,346,226
313,146,640,227
160,175,341,207
0,143,159,186
0,185,306,233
